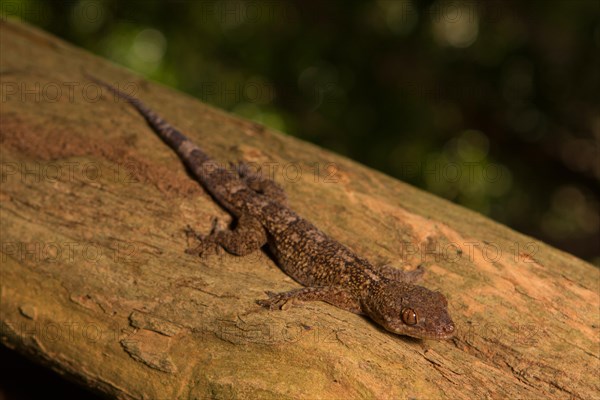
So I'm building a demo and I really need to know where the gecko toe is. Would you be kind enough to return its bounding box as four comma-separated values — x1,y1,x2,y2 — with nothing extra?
257,293,291,310
184,225,202,240
185,247,201,256
256,299,278,310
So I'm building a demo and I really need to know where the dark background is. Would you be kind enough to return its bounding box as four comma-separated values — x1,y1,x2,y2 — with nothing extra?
5,0,599,264
1,0,598,398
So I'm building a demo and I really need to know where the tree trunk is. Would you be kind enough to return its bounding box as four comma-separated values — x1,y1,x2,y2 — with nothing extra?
1,19,598,400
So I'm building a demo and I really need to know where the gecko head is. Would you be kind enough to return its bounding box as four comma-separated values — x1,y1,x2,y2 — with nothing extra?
362,280,455,340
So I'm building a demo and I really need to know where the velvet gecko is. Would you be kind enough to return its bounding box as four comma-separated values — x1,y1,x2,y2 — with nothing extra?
87,75,455,340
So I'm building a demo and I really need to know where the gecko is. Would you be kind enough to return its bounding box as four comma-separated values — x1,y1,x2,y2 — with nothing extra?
87,75,456,340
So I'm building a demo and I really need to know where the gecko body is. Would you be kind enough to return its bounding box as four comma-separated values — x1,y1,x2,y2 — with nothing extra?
89,76,455,340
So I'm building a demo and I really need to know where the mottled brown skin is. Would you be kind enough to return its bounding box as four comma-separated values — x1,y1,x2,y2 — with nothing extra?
88,75,455,340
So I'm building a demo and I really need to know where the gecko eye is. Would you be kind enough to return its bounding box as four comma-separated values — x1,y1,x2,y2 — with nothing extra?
401,308,418,325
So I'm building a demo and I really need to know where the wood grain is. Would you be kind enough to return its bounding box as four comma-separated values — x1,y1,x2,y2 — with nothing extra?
1,19,598,399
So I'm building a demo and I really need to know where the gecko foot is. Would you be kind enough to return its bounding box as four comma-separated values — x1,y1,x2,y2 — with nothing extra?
256,291,294,311
232,160,287,204
184,222,221,256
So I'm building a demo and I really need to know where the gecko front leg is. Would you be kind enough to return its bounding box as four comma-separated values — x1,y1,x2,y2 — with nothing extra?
257,286,363,314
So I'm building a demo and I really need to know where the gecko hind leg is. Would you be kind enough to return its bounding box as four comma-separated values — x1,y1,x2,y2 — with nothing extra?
233,161,287,204
186,214,267,256
257,286,362,314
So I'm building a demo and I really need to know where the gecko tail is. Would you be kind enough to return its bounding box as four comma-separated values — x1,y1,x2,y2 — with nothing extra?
84,72,212,166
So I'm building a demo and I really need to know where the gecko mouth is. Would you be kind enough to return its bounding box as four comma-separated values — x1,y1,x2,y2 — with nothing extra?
385,321,456,340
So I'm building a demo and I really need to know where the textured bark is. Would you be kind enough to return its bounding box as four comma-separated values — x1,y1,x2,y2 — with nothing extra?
1,20,598,400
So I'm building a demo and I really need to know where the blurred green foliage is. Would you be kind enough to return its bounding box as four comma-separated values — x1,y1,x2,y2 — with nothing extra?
4,0,599,264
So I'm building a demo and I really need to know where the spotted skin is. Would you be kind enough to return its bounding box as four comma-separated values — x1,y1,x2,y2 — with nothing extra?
88,75,456,340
